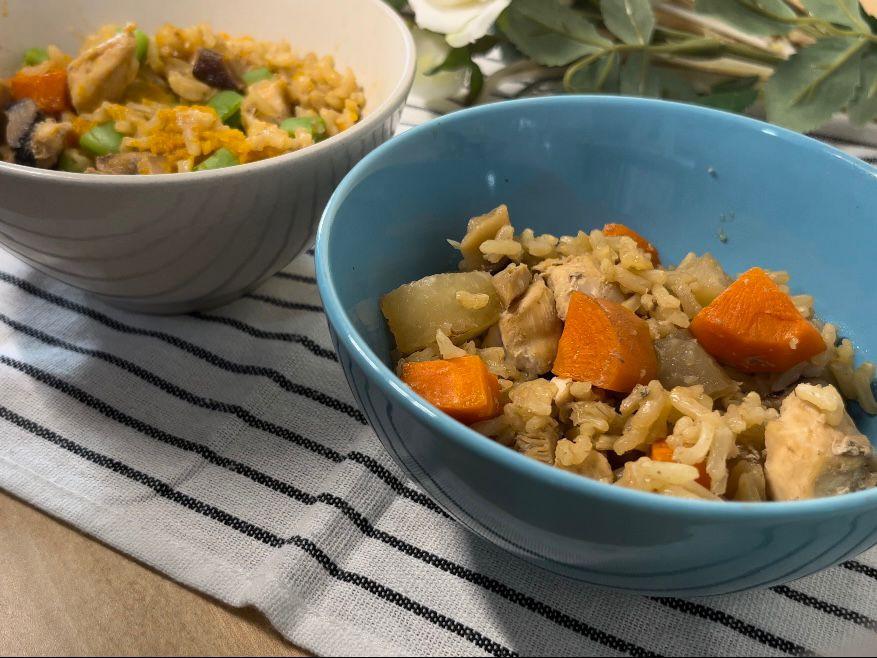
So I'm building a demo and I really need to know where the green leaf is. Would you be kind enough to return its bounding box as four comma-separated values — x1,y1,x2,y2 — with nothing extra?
383,0,407,10
655,69,699,102
565,51,620,93
619,53,660,96
465,61,485,105
600,0,655,45
694,0,795,36
499,0,612,66
848,51,877,125
426,46,472,75
801,0,869,30
765,37,866,131
698,77,760,113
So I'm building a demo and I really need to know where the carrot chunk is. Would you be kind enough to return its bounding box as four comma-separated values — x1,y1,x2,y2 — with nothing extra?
689,267,825,373
650,439,710,489
401,355,502,424
10,68,70,113
552,291,658,393
602,223,661,265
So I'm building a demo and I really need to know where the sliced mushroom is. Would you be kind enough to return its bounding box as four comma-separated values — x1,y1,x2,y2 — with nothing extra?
67,27,140,112
93,152,169,175
492,263,532,308
765,384,874,500
544,255,624,321
5,99,43,166
192,48,243,92
499,277,563,376
0,82,11,144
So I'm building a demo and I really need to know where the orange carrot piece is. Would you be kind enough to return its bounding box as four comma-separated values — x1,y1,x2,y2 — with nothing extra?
689,267,825,373
603,223,661,265
401,355,502,425
650,440,710,489
10,68,70,113
552,291,658,393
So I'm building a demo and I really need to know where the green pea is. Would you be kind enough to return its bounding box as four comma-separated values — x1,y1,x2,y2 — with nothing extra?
242,67,272,85
280,116,327,141
23,48,49,66
207,90,245,124
79,122,124,156
195,147,239,171
134,29,149,63
58,149,90,173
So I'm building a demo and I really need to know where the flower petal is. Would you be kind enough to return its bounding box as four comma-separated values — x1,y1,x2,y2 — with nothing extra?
446,0,510,47
409,0,487,35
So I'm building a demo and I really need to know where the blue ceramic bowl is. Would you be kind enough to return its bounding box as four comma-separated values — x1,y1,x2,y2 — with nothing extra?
316,96,877,596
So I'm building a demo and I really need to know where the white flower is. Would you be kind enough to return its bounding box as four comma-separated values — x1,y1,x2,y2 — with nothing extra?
409,0,510,48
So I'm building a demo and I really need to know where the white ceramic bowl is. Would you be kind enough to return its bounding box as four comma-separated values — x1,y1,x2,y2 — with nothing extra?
0,0,414,313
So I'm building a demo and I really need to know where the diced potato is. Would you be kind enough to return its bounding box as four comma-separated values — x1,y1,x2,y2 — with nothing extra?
381,271,502,354
458,205,511,271
655,330,737,398
676,253,732,307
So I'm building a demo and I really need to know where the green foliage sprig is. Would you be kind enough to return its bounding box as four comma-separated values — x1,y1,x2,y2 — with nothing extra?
393,0,877,132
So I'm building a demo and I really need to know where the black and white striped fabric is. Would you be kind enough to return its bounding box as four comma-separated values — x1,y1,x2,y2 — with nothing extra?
1,92,877,656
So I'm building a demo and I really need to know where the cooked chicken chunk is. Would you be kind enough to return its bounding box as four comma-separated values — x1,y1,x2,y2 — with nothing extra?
765,383,874,500
241,78,291,128
29,119,72,168
165,58,213,102
499,277,562,376
492,263,532,308
458,205,511,271
67,26,140,112
544,255,624,320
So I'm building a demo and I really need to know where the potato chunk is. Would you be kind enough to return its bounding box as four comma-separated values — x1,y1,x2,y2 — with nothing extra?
458,205,511,271
381,272,501,354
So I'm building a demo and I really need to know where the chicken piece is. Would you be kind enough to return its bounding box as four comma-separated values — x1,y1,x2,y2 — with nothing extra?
165,58,214,103
28,119,72,168
241,78,291,129
458,205,511,271
67,26,140,112
499,277,563,376
544,255,624,321
492,263,532,308
93,152,169,175
765,383,874,500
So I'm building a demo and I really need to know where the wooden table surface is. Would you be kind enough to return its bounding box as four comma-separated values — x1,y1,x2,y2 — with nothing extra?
0,490,307,656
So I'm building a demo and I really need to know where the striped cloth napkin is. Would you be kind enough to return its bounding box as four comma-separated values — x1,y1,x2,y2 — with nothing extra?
2,89,877,656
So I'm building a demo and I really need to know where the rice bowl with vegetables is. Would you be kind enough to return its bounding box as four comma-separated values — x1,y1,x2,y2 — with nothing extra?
1,22,365,174
381,205,877,503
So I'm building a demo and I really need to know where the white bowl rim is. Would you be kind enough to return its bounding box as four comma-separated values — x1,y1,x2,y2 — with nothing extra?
0,0,416,186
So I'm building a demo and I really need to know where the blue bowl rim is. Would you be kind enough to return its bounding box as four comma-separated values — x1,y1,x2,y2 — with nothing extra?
316,95,877,521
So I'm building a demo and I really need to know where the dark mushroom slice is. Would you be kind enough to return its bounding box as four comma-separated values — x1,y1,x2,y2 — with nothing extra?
0,82,11,146
5,99,44,167
93,151,169,175
192,48,243,92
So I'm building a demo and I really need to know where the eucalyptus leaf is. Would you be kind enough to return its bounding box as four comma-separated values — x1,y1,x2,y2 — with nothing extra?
848,51,877,125
694,0,795,36
600,0,655,45
764,37,866,131
801,0,869,31
565,51,621,93
620,53,660,96
466,60,485,105
499,0,611,66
